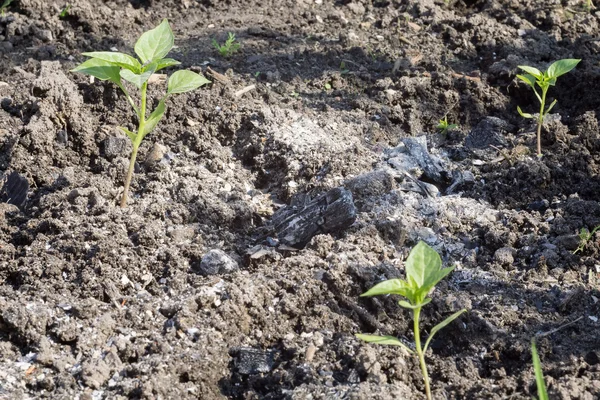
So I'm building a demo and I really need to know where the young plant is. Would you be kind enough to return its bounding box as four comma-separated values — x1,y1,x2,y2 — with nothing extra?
516,59,580,157
573,225,600,254
531,338,549,400
72,19,210,207
437,115,457,134
212,32,241,58
0,0,12,16
59,4,71,19
356,241,467,400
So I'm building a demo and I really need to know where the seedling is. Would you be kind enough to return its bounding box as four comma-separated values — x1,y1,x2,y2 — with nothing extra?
531,338,549,400
212,32,241,58
573,225,600,254
72,19,210,207
437,116,457,134
516,59,580,157
59,4,71,18
356,241,467,400
0,0,12,17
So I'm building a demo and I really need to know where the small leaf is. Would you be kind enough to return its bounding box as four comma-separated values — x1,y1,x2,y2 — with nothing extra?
118,126,137,142
531,338,549,400
134,19,174,64
517,65,542,79
546,59,580,79
423,309,467,353
167,70,211,94
398,297,431,310
545,99,558,115
517,106,534,119
405,241,442,289
355,334,414,354
120,63,157,89
141,98,166,137
360,278,411,298
71,58,121,83
82,51,141,72
155,58,181,71
516,74,536,88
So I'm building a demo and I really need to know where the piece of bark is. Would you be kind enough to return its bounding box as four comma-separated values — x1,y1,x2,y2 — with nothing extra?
270,187,356,248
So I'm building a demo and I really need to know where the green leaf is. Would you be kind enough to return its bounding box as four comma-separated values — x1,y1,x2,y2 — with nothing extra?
516,74,536,88
423,309,467,353
71,58,121,83
531,338,549,400
141,98,166,137
517,106,534,119
546,59,580,79
118,126,137,142
134,19,174,64
398,297,431,310
405,241,442,289
81,51,141,73
517,65,542,79
545,99,558,115
360,278,411,298
120,63,157,89
355,334,414,354
155,58,181,71
167,70,211,94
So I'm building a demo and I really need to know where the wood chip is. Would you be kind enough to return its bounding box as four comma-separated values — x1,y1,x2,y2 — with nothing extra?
206,66,229,83
234,84,256,97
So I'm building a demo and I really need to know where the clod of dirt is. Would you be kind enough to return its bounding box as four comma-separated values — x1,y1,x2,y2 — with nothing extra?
231,347,277,375
0,171,29,207
270,187,356,248
465,117,513,149
195,249,239,276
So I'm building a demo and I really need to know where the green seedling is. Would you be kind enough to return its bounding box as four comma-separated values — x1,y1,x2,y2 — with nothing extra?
0,0,12,16
531,338,549,400
573,225,600,254
340,61,350,75
324,82,332,90
437,116,457,134
59,4,71,18
212,32,241,58
356,241,467,400
72,19,210,207
516,59,580,157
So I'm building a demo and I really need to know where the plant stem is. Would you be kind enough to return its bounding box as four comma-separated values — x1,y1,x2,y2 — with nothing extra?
120,82,147,208
414,307,432,400
536,87,547,158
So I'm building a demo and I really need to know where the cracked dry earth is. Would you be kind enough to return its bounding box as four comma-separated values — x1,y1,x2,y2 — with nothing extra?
1,0,600,399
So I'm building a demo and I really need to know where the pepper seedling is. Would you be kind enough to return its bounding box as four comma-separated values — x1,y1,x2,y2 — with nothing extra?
356,241,466,400
72,19,210,207
516,59,580,157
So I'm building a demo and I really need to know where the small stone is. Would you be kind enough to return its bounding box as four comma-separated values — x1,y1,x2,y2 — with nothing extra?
465,117,513,149
494,247,515,266
145,143,166,165
102,137,129,158
231,347,276,375
195,249,239,276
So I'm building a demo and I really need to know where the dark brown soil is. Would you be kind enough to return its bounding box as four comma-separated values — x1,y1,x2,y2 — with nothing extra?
1,0,600,399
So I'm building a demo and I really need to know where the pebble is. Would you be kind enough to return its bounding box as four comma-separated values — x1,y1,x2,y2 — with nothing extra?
195,249,239,276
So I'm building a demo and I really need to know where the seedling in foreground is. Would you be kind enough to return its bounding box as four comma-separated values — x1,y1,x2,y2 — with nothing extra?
531,338,549,400
356,241,467,400
212,32,241,58
516,59,580,157
59,4,71,19
72,19,210,207
437,116,457,134
573,225,600,254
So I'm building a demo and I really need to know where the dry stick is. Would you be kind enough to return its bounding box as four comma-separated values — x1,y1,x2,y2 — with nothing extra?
536,316,584,338
234,84,256,97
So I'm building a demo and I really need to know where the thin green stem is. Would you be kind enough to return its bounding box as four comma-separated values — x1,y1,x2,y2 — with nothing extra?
120,82,148,208
536,86,548,158
414,307,432,400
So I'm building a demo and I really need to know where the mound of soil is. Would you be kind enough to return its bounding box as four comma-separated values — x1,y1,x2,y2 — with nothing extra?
1,0,600,399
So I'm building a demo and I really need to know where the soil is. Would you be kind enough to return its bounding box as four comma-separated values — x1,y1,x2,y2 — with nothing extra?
1,0,600,399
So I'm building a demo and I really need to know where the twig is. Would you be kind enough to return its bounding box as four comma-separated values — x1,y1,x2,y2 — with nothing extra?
536,316,584,338
234,84,256,97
